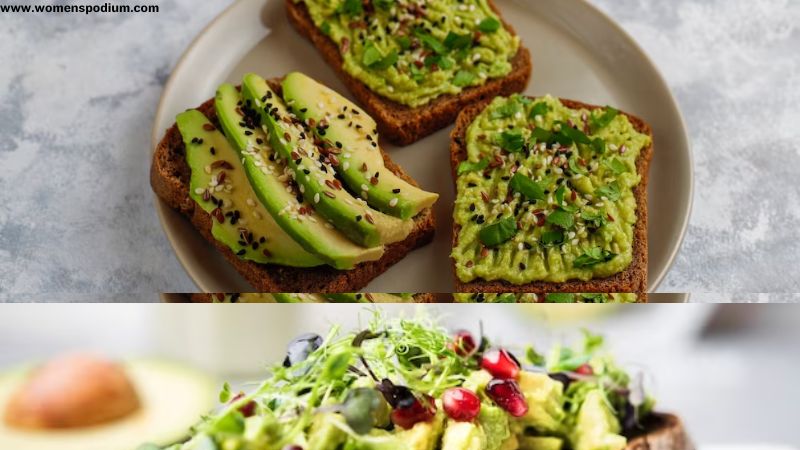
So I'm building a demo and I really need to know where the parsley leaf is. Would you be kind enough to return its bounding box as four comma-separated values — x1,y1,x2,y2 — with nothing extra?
606,157,628,175
413,28,446,54
479,216,517,247
573,247,616,268
557,122,591,144
526,346,546,365
443,31,472,50
590,137,606,153
338,0,363,16
452,70,475,87
590,106,619,132
530,127,552,143
456,158,489,175
490,97,524,119
541,230,564,246
579,293,609,303
497,130,525,152
320,22,331,35
509,173,545,201
554,184,566,206
362,45,398,70
580,210,607,229
568,157,586,175
546,208,575,229
374,0,393,10
595,182,621,201
529,101,549,119
396,36,411,50
478,17,501,32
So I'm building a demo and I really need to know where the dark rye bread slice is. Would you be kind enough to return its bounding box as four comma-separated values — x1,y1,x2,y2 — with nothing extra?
285,0,532,146
450,98,653,294
185,293,436,303
627,413,693,450
150,84,435,293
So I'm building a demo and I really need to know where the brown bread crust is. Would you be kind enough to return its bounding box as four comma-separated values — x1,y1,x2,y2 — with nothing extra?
185,293,436,303
285,0,532,145
449,98,653,294
150,86,435,293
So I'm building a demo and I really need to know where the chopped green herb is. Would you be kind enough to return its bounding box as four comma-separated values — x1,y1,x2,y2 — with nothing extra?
595,182,621,201
554,184,566,206
479,216,517,247
529,102,549,119
452,70,475,87
545,293,576,303
219,382,231,403
606,157,628,175
530,127,552,143
456,158,489,175
546,208,575,229
590,137,606,153
541,229,564,246
509,172,545,201
490,96,523,119
338,0,363,16
573,247,616,267
396,36,411,50
591,106,619,132
413,28,446,54
478,17,501,32
568,157,586,175
497,130,525,152
363,45,397,69
557,122,591,145
580,210,607,229
443,31,472,50
320,22,331,35
526,346,546,365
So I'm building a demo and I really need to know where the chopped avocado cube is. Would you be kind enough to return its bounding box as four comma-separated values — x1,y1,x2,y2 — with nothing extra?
441,421,485,450
516,372,566,435
281,72,438,219
570,390,626,450
177,110,324,267
214,83,383,269
308,413,348,450
324,293,413,303
240,73,415,248
478,404,511,450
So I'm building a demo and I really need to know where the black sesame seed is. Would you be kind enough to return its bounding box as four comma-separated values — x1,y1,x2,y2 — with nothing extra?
392,188,401,193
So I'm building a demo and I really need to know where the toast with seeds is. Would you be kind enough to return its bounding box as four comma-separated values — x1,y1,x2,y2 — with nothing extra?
151,74,437,292
450,95,653,293
285,0,532,145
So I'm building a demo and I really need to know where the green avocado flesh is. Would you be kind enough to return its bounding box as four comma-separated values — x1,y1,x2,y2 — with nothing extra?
241,73,415,248
296,0,519,107
281,72,439,219
452,293,638,303
179,110,324,267
155,317,652,450
211,293,414,303
213,83,384,269
451,95,650,284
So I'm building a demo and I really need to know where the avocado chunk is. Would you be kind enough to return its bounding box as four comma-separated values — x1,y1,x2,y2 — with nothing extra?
214,83,383,269
570,390,626,450
307,413,348,450
240,73,414,248
281,72,439,219
178,110,324,268
516,371,566,435
518,436,564,450
272,293,327,303
441,421,485,450
478,404,512,450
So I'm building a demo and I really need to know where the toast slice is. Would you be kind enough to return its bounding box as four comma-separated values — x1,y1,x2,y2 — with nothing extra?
450,98,653,293
151,81,435,293
183,293,436,303
627,413,693,450
285,0,532,146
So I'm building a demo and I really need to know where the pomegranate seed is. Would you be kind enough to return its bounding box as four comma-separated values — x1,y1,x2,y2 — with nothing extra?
481,348,520,379
391,394,436,429
575,364,594,376
450,330,476,356
442,388,481,422
486,379,528,417
230,392,256,417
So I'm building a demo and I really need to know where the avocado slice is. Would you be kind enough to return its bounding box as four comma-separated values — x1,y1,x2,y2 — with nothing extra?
281,72,438,219
516,371,566,435
240,73,414,248
441,421,485,450
570,390,626,450
307,413,348,450
178,110,324,267
517,436,564,450
214,83,383,269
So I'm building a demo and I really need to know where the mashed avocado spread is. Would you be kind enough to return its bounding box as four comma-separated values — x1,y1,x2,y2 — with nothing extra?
452,95,650,284
142,314,654,450
453,293,638,303
297,0,520,107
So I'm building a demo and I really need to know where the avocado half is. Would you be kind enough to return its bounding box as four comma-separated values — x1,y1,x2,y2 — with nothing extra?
0,359,217,450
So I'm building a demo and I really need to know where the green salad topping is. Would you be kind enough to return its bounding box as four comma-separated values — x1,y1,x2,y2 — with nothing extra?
143,313,654,450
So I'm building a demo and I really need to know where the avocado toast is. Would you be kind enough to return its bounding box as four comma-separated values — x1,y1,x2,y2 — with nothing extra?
285,0,532,145
453,293,642,303
142,315,689,450
450,95,653,294
151,72,438,292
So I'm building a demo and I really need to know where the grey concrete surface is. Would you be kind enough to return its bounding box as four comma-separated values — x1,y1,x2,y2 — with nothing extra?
0,0,797,293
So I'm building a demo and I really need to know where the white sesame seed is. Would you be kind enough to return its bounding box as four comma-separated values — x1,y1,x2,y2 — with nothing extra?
389,198,398,207
253,211,262,219
194,188,204,194
314,193,320,204
343,162,350,171
246,198,256,207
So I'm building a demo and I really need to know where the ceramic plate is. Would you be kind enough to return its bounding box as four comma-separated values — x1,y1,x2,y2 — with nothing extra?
152,0,693,294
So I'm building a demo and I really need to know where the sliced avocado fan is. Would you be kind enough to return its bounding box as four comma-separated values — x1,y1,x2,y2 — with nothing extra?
214,83,383,269
241,73,415,248
281,72,439,219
